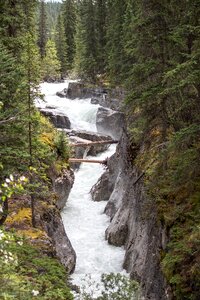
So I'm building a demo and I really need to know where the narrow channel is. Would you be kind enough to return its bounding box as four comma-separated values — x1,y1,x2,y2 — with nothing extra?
39,81,126,295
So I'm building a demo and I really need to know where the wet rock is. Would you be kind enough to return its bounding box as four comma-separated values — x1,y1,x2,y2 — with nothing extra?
66,82,103,99
96,107,126,140
46,105,57,109
105,207,129,246
69,129,111,146
90,154,117,202
56,88,68,98
53,169,74,210
38,167,76,274
42,206,76,274
40,109,71,129
66,82,124,110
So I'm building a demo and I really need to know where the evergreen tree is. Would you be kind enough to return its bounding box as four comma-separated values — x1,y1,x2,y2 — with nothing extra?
46,0,62,38
38,0,47,59
62,0,76,71
42,39,61,81
74,0,98,82
95,0,107,75
106,0,126,85
55,13,68,78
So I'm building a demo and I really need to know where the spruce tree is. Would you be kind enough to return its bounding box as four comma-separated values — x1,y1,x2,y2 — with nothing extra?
62,0,76,71
74,0,98,82
55,13,68,78
42,39,61,81
106,0,126,85
95,0,107,75
38,0,47,59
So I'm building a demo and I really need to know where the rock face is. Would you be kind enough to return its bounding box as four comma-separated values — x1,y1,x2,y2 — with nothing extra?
96,107,126,140
91,132,170,300
40,109,71,129
38,168,76,274
42,205,76,274
52,169,75,210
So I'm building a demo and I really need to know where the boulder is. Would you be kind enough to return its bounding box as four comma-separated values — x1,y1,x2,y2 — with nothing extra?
66,82,124,111
69,129,111,143
90,153,117,202
96,107,125,140
56,88,68,98
66,82,105,99
40,109,71,129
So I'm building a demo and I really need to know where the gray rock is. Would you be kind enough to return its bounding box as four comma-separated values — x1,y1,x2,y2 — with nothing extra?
39,168,76,274
42,206,76,274
40,109,71,129
66,82,124,111
96,107,126,140
53,169,74,210
56,88,68,98
90,153,117,202
93,131,170,299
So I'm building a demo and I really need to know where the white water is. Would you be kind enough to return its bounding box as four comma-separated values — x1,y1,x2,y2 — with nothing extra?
40,80,126,296
37,81,98,131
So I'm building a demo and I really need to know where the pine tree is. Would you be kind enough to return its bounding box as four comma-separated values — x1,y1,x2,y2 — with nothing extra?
62,0,76,71
55,13,68,78
95,0,107,75
74,0,98,82
106,0,126,85
42,39,61,81
38,0,47,59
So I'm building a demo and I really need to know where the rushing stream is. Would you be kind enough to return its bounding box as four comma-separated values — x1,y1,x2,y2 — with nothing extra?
39,80,126,297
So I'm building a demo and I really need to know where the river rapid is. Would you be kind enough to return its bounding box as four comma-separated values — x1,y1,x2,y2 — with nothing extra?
39,80,126,297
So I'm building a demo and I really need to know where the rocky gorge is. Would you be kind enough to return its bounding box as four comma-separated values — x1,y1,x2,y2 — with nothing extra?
39,81,171,300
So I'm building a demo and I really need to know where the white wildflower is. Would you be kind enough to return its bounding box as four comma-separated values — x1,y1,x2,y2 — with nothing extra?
5,178,10,183
32,290,39,296
9,175,14,181
20,176,26,182
0,230,5,240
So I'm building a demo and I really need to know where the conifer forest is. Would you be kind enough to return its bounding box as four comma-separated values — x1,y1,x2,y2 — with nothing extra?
0,1,199,300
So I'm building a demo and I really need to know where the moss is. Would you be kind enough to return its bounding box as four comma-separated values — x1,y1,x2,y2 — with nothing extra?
6,208,32,226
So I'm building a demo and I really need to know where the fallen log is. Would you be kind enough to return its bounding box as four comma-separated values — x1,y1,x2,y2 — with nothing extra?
69,158,108,165
71,140,118,147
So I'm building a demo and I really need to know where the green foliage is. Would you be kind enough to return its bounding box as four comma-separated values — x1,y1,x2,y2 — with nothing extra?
77,273,140,300
74,0,98,82
0,229,73,300
55,13,68,77
62,0,76,72
38,0,47,59
41,39,61,81
54,131,71,161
